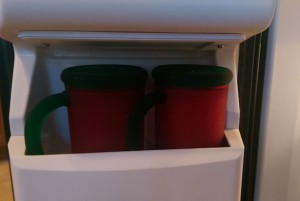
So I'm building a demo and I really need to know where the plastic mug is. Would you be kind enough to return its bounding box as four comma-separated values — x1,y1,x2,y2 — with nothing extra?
128,64,232,150
25,65,148,155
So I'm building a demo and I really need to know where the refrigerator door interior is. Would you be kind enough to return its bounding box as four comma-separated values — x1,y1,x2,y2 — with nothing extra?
0,0,276,200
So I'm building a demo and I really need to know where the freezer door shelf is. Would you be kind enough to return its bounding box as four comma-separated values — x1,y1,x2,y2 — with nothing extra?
8,129,244,201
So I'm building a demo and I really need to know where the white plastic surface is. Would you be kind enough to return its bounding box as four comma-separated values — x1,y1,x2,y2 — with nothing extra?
255,0,300,200
0,0,275,41
9,129,244,201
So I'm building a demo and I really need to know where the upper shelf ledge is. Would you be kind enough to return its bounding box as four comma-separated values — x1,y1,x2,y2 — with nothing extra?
0,0,276,42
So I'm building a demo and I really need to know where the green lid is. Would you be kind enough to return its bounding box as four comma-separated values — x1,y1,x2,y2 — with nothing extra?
61,65,148,89
152,64,233,87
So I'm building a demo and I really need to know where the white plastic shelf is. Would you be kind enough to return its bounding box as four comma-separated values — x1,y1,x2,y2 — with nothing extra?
9,129,244,201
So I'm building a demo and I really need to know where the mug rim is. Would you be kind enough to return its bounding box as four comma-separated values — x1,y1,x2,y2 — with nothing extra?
61,64,148,89
152,64,233,88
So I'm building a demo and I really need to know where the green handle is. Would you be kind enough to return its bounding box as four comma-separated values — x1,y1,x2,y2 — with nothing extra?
25,91,70,155
127,91,166,150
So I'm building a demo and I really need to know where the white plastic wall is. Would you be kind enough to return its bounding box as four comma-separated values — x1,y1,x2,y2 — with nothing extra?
255,0,300,200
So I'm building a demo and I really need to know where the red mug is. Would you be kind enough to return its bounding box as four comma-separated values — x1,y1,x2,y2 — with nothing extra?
128,64,232,150
25,65,148,155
